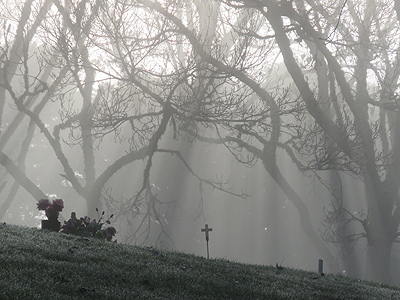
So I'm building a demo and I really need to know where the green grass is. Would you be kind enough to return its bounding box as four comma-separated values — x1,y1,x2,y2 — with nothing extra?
1,224,400,299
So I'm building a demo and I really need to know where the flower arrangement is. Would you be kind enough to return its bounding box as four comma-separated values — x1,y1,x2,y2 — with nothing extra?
61,208,116,242
37,198,64,231
37,198,64,221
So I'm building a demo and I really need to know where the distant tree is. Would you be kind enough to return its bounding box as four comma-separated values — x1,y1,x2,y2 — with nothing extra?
267,0,400,283
0,0,52,219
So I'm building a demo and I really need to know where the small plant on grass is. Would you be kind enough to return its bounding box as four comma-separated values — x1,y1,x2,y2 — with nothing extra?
61,208,116,242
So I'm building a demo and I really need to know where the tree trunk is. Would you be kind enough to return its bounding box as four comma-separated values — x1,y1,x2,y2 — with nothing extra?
263,156,339,273
0,151,46,200
364,178,396,283
86,190,103,218
365,240,392,283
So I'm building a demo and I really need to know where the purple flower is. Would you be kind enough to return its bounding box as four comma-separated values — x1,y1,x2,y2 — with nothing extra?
45,205,59,220
83,216,90,225
37,198,64,221
52,199,64,211
37,199,50,211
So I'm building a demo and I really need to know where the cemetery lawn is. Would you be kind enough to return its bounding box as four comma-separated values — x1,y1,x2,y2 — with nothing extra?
1,224,400,299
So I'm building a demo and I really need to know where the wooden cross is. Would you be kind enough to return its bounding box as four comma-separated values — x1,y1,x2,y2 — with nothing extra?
201,224,212,259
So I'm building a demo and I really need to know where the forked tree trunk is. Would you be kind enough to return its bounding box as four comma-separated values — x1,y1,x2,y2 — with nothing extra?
86,191,103,218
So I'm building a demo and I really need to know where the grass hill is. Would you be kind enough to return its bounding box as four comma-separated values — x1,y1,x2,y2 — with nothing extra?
0,223,400,299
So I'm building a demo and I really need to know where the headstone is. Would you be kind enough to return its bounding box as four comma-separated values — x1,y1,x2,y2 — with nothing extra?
318,259,324,274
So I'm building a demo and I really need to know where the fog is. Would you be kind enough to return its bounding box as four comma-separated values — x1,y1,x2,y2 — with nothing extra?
2,137,328,270
1,0,400,285
0,129,366,277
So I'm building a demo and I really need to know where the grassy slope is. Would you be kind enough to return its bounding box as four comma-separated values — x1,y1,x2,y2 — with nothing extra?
0,224,400,300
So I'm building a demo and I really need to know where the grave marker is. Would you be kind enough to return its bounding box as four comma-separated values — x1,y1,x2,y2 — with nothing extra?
201,224,212,259
318,259,324,274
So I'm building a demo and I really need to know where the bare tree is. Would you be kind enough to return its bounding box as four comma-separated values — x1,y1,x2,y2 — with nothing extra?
131,0,400,283
0,0,53,218
0,0,249,246
132,0,341,271
220,0,399,283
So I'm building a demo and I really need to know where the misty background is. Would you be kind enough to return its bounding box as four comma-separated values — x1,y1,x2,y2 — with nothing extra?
1,0,400,285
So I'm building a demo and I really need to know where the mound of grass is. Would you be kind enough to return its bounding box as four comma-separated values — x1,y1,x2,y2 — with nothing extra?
0,223,399,299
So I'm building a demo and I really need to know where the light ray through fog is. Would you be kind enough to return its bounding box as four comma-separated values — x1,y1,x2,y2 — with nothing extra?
137,134,325,272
